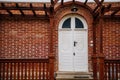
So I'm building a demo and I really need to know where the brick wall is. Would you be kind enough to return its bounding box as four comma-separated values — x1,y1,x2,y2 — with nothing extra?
0,2,120,72
0,17,50,59
102,18,120,59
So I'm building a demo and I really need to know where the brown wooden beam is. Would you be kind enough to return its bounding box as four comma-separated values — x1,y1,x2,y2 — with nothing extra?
100,0,104,4
16,3,25,16
104,6,119,13
61,0,64,5
6,10,13,16
0,6,49,11
101,6,105,14
84,0,88,5
0,14,49,19
106,4,112,9
73,0,75,2
51,0,54,5
50,6,54,14
30,3,36,16
109,7,120,11
94,0,100,5
94,0,104,6
93,5,99,13
44,3,48,16
1,3,13,16
94,12,99,20
111,10,120,16
103,15,120,19
54,0,58,4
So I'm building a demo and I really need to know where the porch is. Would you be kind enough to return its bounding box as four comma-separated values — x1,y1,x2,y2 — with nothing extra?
0,0,120,80
0,58,120,80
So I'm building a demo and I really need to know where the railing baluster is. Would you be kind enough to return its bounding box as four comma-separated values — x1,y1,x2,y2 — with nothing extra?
25,62,27,80
3,63,5,80
46,63,48,80
0,63,1,80
14,62,16,80
10,62,12,80
112,62,114,80
43,63,45,80
36,63,38,80
17,63,20,80
104,62,107,80
108,62,110,80
32,62,34,80
118,61,120,78
4,63,7,80
116,62,118,80
21,62,23,80
28,63,31,80
41,63,43,80
39,63,41,80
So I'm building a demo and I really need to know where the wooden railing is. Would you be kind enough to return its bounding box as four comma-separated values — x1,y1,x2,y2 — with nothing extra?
0,58,54,80
92,56,120,80
104,59,120,80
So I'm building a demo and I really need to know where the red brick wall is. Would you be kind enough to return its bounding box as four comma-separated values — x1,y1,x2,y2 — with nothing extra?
0,3,120,72
0,17,50,58
102,18,120,59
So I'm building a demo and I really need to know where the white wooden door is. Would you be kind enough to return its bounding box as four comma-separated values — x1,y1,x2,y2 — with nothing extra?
73,30,88,72
59,31,74,71
59,15,88,72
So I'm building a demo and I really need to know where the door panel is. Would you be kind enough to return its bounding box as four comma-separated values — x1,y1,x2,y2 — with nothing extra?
74,31,88,72
59,31,74,71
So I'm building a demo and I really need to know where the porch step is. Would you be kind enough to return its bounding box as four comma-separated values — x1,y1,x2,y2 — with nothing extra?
55,71,93,80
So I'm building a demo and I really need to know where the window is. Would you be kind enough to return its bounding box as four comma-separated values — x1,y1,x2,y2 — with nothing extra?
75,18,84,28
62,18,71,28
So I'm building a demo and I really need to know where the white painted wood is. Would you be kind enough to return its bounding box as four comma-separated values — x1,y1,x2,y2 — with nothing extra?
59,15,88,72
74,31,88,72
59,30,74,71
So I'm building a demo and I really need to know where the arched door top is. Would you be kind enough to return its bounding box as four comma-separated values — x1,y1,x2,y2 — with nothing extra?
59,15,88,30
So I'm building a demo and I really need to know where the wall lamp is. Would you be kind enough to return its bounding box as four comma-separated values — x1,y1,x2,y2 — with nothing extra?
71,6,78,12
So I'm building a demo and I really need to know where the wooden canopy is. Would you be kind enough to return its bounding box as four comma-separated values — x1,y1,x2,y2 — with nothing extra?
0,0,120,19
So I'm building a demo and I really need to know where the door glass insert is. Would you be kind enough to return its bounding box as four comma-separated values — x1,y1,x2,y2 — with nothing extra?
75,18,84,28
62,18,71,28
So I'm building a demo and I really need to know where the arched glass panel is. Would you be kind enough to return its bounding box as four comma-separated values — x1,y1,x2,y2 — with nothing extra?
75,18,84,28
62,18,71,28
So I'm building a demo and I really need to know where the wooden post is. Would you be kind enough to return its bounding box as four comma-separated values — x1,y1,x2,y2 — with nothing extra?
49,56,55,80
97,55,105,80
97,16,104,80
49,6,55,80
92,21,98,80
92,17,104,80
96,15,104,80
92,55,98,80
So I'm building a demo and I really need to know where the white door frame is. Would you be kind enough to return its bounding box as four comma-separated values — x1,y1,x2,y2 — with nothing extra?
58,15,88,72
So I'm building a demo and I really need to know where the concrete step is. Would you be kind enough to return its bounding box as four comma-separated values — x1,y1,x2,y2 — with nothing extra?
55,71,93,80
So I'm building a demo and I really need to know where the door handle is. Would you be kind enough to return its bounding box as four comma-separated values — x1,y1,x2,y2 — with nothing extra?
73,53,75,56
74,41,77,47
